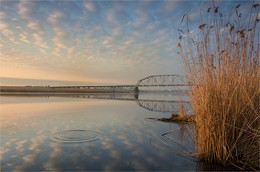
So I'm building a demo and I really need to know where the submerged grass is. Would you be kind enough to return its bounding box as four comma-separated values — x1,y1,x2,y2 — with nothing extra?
158,103,195,124
178,2,259,170
158,113,195,124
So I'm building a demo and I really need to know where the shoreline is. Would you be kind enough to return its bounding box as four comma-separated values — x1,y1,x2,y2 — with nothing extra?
0,86,131,94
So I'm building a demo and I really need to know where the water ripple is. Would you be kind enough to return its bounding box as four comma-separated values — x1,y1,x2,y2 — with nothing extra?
50,130,100,143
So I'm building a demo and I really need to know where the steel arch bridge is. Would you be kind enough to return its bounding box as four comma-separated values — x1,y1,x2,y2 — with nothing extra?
51,74,187,92
136,75,186,87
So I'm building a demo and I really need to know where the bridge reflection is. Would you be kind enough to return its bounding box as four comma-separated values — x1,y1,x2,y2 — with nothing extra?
1,92,191,113
75,93,191,113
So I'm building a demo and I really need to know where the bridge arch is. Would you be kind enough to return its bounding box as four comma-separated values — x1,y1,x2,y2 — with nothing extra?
136,75,186,87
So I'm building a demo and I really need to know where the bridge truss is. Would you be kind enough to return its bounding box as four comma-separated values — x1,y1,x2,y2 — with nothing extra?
51,75,186,90
136,75,186,87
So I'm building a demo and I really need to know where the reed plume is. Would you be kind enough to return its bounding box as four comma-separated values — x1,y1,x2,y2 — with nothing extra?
178,2,259,170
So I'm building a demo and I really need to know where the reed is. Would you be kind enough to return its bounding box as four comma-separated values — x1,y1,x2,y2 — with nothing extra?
178,2,259,170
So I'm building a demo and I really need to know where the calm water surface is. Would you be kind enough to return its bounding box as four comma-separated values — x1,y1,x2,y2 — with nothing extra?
1,93,196,171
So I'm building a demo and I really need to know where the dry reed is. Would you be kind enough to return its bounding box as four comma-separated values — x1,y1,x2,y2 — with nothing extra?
178,2,259,170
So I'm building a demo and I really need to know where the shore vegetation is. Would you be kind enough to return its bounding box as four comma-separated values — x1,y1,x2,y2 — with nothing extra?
178,2,259,170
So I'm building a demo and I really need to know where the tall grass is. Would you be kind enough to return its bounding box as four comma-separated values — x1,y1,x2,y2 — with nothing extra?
178,2,259,170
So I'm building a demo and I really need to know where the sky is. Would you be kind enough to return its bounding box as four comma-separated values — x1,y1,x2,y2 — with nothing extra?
0,0,256,85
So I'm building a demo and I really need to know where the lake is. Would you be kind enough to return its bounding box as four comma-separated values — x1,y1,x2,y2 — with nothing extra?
1,93,197,171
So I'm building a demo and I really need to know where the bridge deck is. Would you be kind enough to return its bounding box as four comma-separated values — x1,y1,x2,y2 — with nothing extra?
51,84,186,89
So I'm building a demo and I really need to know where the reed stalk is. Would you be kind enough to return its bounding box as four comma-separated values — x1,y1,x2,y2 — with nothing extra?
178,2,259,170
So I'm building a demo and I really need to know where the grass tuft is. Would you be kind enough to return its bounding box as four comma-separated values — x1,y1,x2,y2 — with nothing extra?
178,2,259,170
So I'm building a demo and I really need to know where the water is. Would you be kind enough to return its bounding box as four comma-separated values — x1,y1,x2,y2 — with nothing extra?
0,93,197,171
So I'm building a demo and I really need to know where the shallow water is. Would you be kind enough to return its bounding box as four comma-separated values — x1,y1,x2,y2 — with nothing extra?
1,93,197,171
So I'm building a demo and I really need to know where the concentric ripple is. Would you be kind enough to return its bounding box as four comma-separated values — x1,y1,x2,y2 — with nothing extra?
51,129,100,143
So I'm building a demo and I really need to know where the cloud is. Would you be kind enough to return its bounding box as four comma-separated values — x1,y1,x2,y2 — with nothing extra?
2,28,15,41
39,48,47,54
13,135,46,171
0,11,8,20
0,21,8,30
84,1,99,13
131,1,159,28
112,26,124,37
163,1,179,11
102,36,114,48
19,34,30,44
133,8,154,28
132,159,149,171
18,1,46,29
1,0,217,83
15,26,30,35
52,48,61,57
48,10,72,50
124,37,135,47
87,55,94,60
27,21,45,34
32,33,48,49
18,1,35,19
43,142,64,171
0,12,16,43
106,6,130,25
18,0,48,49
67,47,75,55
48,10,66,24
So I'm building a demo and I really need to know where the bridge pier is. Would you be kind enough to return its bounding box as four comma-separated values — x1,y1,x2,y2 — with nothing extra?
134,87,139,94
134,93,139,100
134,87,139,100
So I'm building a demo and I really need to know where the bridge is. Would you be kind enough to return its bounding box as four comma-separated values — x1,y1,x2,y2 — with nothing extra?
56,74,189,112
1,74,190,112
51,75,186,93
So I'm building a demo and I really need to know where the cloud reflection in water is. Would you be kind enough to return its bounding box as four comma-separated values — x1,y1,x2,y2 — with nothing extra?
1,96,196,171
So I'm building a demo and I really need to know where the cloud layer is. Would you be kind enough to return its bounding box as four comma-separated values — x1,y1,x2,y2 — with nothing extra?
0,0,254,84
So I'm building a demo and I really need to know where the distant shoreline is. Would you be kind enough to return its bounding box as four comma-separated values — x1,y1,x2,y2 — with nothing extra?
0,86,130,94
